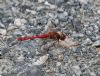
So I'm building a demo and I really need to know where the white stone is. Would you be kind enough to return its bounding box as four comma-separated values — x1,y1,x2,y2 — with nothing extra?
26,9,36,15
90,72,96,76
26,9,30,12
78,0,88,4
17,55,24,62
97,21,100,24
84,24,89,27
72,65,81,76
97,10,100,14
63,11,68,16
47,13,53,17
38,0,45,3
56,62,61,66
72,33,84,37
21,19,27,24
14,18,27,27
0,29,6,35
0,22,5,28
44,1,50,5
83,38,92,45
95,35,100,40
37,6,44,11
33,54,49,65
14,18,22,27
44,1,57,9
30,10,36,15
92,40,100,47
50,5,57,9
46,69,51,72
8,24,17,31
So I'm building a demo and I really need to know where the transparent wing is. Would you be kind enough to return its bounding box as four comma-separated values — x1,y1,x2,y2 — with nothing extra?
59,37,79,48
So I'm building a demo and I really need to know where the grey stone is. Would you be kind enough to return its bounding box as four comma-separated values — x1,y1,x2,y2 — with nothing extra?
83,38,93,45
0,47,10,56
72,33,84,38
57,12,68,22
17,66,44,76
0,28,6,35
92,40,100,47
72,65,81,76
0,21,5,28
47,0,66,6
13,29,22,36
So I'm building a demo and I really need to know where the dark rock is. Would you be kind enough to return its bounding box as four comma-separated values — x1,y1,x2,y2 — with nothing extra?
47,0,67,6
20,5,32,13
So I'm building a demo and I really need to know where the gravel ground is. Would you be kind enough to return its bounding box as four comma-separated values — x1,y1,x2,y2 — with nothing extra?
0,0,100,76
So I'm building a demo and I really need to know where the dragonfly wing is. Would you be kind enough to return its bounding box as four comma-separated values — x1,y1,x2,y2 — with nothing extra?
44,21,57,33
59,37,79,48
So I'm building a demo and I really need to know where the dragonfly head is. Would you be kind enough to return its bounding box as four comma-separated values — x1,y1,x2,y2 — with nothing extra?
57,32,66,40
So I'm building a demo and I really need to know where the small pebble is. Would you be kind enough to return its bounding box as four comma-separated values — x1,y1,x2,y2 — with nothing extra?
72,33,84,38
0,22,5,28
8,24,17,31
14,18,26,27
47,0,65,5
83,38,92,45
46,69,51,73
97,10,100,14
84,24,89,27
38,0,45,3
18,66,44,76
92,40,100,47
49,5,57,9
14,18,22,27
30,10,37,15
78,0,88,4
26,9,36,15
33,54,49,65
58,13,68,22
95,35,100,40
72,65,81,76
90,72,96,76
13,29,22,36
0,29,6,35
56,62,61,67
58,54,64,61
17,55,24,62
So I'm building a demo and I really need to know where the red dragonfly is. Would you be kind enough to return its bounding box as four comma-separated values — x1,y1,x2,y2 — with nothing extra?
17,31,66,41
17,31,79,48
